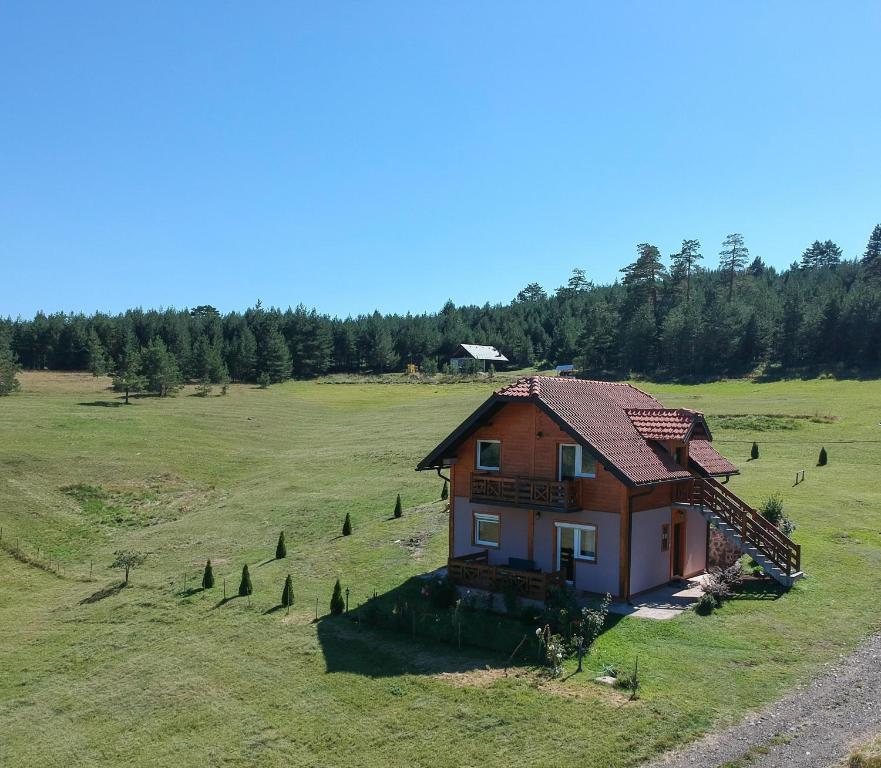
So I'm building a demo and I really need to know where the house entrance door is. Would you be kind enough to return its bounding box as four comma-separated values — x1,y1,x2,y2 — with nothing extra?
557,525,576,584
672,521,685,578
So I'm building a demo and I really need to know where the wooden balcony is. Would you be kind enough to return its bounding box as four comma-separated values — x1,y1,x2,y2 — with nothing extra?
470,473,580,511
447,552,562,600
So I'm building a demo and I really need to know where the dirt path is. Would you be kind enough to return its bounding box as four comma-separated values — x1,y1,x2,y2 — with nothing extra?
647,633,881,768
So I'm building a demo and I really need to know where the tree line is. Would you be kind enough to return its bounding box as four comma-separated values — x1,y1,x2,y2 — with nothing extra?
1,224,880,394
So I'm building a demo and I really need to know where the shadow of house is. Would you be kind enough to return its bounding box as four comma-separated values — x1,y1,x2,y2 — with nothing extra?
316,576,621,679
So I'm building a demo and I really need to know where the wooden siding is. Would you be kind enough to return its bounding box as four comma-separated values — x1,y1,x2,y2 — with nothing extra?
451,402,626,513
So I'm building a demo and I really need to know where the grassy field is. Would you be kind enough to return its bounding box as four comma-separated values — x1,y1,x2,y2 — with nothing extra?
1,371,880,768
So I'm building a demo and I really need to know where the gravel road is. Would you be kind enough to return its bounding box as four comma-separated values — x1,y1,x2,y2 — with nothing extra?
647,632,881,768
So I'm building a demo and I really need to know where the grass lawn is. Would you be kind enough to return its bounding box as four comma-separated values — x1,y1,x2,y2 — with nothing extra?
1,371,880,767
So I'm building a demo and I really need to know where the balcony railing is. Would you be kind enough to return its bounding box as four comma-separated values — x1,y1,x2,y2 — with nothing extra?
447,552,562,600
470,473,580,511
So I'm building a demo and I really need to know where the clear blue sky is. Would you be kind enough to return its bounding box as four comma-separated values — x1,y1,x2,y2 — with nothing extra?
2,2,880,320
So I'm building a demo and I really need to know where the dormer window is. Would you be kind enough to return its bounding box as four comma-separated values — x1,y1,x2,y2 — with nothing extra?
559,444,597,480
476,440,500,471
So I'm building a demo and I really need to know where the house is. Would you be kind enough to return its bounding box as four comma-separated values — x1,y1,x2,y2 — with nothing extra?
417,376,802,601
449,343,508,372
554,364,576,377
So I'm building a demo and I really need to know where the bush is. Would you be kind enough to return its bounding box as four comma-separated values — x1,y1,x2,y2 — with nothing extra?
257,372,270,389
701,561,744,606
614,658,641,699
238,564,253,596
750,441,759,460
759,493,795,535
501,579,520,615
818,446,828,466
275,531,287,559
440,481,448,501
330,579,345,615
694,592,716,615
195,380,212,397
281,574,294,608
423,577,458,610
393,494,402,519
202,559,214,589
342,513,352,536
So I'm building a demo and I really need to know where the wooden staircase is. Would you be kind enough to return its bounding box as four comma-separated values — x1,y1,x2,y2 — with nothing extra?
674,477,804,588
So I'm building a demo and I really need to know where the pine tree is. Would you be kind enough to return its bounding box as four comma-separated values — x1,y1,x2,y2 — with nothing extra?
260,329,292,383
393,494,402,518
818,446,828,466
86,330,108,376
621,243,666,311
238,564,253,596
140,338,182,396
111,338,146,405
670,239,703,303
342,513,352,536
0,338,21,396
719,233,750,300
751,442,759,460
276,531,287,559
281,574,294,608
863,224,881,280
330,579,345,615
202,560,215,589
440,481,448,501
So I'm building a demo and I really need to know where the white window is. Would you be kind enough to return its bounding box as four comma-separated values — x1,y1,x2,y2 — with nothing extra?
559,444,597,480
556,522,597,563
474,513,500,547
476,440,500,471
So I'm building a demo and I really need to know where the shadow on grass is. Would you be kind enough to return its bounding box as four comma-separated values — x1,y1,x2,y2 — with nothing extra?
316,576,619,679
214,595,240,608
263,604,288,615
255,558,278,568
178,587,205,597
78,400,126,408
80,581,126,604
731,577,786,601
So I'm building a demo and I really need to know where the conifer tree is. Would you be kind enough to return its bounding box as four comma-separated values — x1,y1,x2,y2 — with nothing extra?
393,494,402,518
751,442,759,460
276,531,287,559
330,579,344,615
202,560,215,589
863,224,881,280
281,574,294,608
260,329,292,383
0,338,21,396
140,338,182,396
342,513,352,536
670,239,703,303
818,446,828,466
719,233,750,300
86,329,108,376
238,564,253,596
111,337,146,405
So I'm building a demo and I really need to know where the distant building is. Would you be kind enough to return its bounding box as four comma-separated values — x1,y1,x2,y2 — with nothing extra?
449,344,508,372
555,364,576,377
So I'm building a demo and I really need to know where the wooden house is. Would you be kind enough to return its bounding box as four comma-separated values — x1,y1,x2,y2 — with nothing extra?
417,376,802,601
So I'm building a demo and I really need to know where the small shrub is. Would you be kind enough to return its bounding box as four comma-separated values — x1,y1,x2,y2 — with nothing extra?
201,559,214,589
694,592,716,615
238,564,253,597
257,372,270,389
342,513,352,536
602,663,619,679
281,574,294,608
750,441,759,460
701,561,745,606
818,446,828,466
501,579,520,615
440,482,448,501
759,493,795,535
393,494,402,519
195,380,212,397
536,624,565,677
220,384,229,396
614,657,641,698
275,531,287,559
330,579,345,615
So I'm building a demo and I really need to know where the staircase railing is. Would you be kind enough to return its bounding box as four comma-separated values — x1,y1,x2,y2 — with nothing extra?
674,478,801,576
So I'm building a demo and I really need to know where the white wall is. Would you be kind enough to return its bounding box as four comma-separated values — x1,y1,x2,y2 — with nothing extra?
630,507,672,595
684,507,708,576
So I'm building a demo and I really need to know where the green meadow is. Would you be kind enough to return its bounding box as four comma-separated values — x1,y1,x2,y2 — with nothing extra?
1,371,880,767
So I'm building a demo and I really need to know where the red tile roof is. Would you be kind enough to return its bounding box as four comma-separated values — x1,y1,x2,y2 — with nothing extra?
418,375,738,485
625,408,700,441
494,377,694,485
688,438,739,476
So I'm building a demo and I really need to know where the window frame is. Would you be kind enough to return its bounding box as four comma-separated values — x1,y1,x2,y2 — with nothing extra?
555,522,598,564
473,512,500,548
558,443,597,480
476,439,501,471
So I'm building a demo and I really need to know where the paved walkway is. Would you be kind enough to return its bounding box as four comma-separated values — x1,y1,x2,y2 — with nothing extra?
608,576,706,620
646,632,881,768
